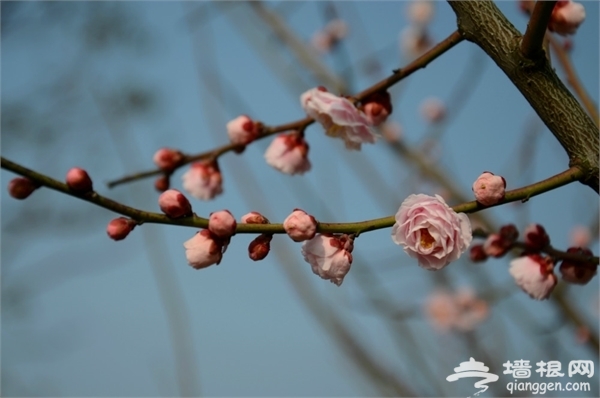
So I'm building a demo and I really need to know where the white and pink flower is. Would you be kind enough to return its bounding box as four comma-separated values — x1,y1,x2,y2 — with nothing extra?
472,172,506,206
548,0,586,36
226,115,260,145
301,87,377,150
264,133,311,175
509,254,557,300
283,209,318,242
391,194,472,270
182,161,223,201
184,229,226,269
301,234,353,286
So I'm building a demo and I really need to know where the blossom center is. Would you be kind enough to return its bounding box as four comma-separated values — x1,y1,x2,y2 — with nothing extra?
419,228,435,249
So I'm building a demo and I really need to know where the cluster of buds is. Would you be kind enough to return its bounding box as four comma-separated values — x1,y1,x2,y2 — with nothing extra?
470,224,520,261
241,211,272,261
184,210,236,269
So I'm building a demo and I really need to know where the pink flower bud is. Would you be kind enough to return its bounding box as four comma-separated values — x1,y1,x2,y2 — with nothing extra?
248,234,273,261
264,133,311,175
241,211,269,224
107,217,136,241
381,121,403,143
559,247,597,285
159,189,192,218
472,172,506,206
399,26,432,59
302,234,353,286
227,115,260,146
8,177,39,200
154,175,170,192
283,209,318,242
548,0,586,36
570,225,591,247
208,210,237,238
66,167,93,192
300,87,376,151
184,230,225,269
420,97,446,124
509,254,557,300
407,0,434,26
524,224,550,251
182,161,223,201
361,91,392,127
483,233,511,258
499,224,519,242
153,148,183,171
469,245,488,262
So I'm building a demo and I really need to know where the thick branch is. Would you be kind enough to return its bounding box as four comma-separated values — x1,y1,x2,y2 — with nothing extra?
521,1,556,59
448,1,599,192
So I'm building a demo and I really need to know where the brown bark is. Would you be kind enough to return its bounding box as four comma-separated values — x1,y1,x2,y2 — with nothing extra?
448,1,599,193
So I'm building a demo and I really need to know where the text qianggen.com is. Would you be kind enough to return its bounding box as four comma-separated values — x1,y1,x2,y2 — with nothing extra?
506,380,591,395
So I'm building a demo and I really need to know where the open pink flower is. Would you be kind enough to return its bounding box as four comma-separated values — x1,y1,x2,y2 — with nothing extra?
391,194,472,270
301,87,376,150
548,0,585,36
301,234,353,286
472,172,506,206
184,230,225,269
509,255,557,300
181,161,223,201
264,133,311,175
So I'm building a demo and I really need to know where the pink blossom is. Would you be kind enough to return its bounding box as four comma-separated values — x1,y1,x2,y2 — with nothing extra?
264,133,311,175
153,148,183,171
8,177,39,200
181,161,223,201
300,87,376,150
420,97,446,124
248,234,272,261
241,211,269,224
472,172,506,206
424,291,458,332
183,230,225,269
208,210,237,239
283,209,318,242
548,1,586,36
509,255,557,300
424,289,488,332
399,26,432,59
391,194,472,270
301,234,354,286
107,217,136,241
158,189,192,218
570,225,591,247
407,0,434,26
66,167,93,192
360,91,392,127
524,224,550,251
381,121,403,143
226,115,260,145
483,233,510,258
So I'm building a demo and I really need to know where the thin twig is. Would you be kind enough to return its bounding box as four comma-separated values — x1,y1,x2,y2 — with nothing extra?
521,1,557,59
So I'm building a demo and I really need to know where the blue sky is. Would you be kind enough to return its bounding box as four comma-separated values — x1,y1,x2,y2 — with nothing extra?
2,2,598,396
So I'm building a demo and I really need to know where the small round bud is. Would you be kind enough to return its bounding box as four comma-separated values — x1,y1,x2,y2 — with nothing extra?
184,230,224,269
208,210,237,238
469,245,488,262
483,233,511,258
8,177,39,200
499,224,519,242
154,175,170,192
248,234,273,261
66,167,93,192
227,115,260,146
107,217,136,241
159,189,192,218
153,148,183,172
472,172,506,206
241,211,269,224
361,91,392,127
283,209,318,242
524,224,550,251
559,247,597,285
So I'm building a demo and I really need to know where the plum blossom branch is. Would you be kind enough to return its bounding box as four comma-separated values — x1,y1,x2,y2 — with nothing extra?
520,0,557,59
106,30,464,189
3,156,587,236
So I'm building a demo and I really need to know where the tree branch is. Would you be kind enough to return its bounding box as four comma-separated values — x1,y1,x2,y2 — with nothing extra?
521,1,556,59
448,0,599,193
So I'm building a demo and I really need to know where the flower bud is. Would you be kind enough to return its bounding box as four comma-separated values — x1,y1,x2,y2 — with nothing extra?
227,115,260,146
154,175,170,192
66,167,93,192
420,97,446,124
209,210,237,238
8,177,39,200
248,234,272,261
153,148,183,172
472,172,506,206
159,189,192,218
302,234,353,286
499,224,519,242
483,233,511,258
509,254,557,300
569,225,591,248
469,245,488,262
283,209,318,242
107,217,136,241
559,247,597,285
241,211,269,224
524,224,550,251
184,230,224,269
361,91,392,126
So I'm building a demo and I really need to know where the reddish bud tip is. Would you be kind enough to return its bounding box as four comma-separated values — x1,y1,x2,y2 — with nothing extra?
66,167,93,192
159,189,192,218
248,234,273,261
107,217,136,241
154,175,170,192
8,177,39,200
153,148,183,172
